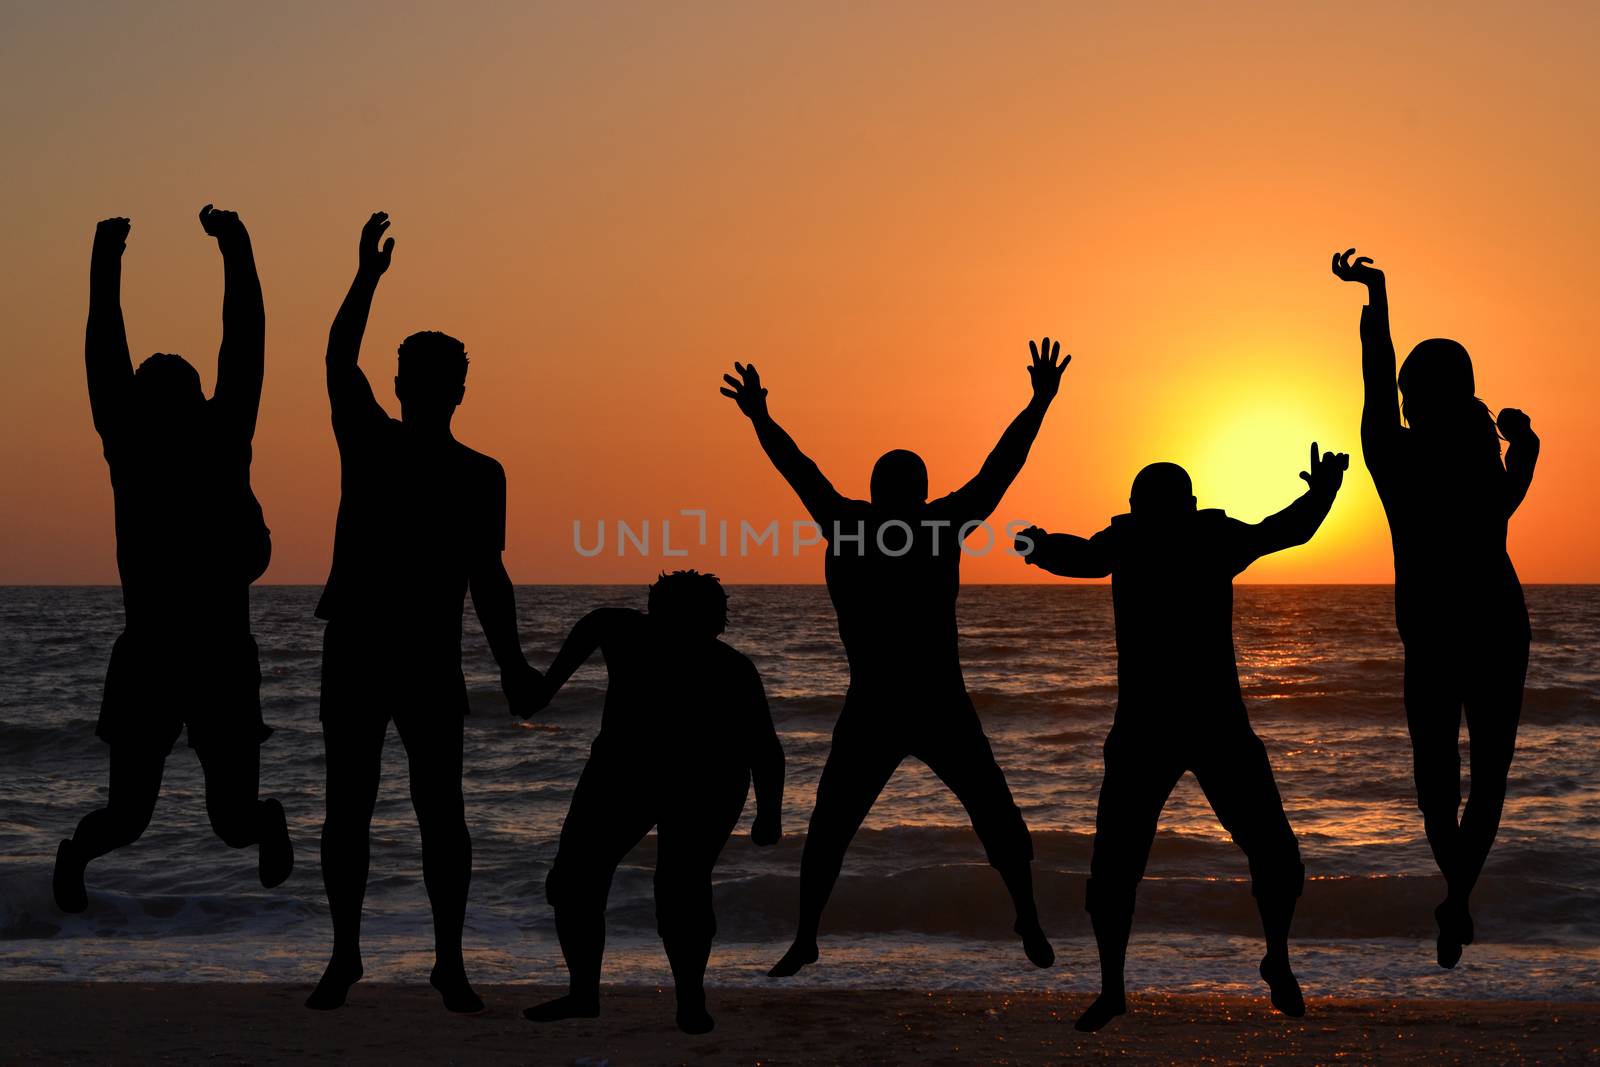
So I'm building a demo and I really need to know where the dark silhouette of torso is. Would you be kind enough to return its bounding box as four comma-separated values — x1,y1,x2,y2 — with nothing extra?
1366,422,1528,644
104,411,268,635
818,496,983,697
316,412,504,652
587,608,771,774
1096,510,1259,719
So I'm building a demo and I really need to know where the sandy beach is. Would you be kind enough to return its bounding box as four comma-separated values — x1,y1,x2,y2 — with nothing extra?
2,983,1596,1065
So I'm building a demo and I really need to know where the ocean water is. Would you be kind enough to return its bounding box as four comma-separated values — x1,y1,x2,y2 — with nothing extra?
2,584,1598,1000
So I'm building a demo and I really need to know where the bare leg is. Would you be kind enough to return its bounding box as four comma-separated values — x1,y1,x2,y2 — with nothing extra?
923,720,1052,968
56,747,165,912
770,732,897,978
307,714,384,1010
402,713,480,1013
526,760,651,1023
1077,729,1178,1032
1077,906,1132,1032
197,742,293,888
656,790,741,1034
1197,730,1306,1017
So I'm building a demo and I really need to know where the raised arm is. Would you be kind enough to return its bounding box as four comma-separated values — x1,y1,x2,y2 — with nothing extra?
745,666,785,847
326,212,394,433
1015,525,1112,578
721,361,847,522
1332,249,1400,464
1237,443,1349,566
943,338,1070,522
1497,407,1539,516
199,205,266,440
86,217,134,441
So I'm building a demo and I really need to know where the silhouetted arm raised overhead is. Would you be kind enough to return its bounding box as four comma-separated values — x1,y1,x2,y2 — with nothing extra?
942,338,1070,522
1497,407,1540,516
200,205,266,441
721,361,847,523
85,217,134,442
1332,249,1400,470
1015,525,1112,578
745,663,785,846
1236,443,1349,567
469,460,542,719
325,212,395,435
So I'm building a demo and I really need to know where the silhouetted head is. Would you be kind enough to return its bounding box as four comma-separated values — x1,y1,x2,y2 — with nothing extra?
395,331,468,427
870,449,929,508
1398,338,1501,460
1128,462,1196,520
133,354,205,429
647,569,729,639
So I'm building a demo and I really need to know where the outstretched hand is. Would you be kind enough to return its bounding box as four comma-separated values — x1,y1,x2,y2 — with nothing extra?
720,362,769,419
94,217,131,257
1027,337,1070,404
198,204,247,243
1300,442,1350,497
1331,248,1384,288
358,211,395,278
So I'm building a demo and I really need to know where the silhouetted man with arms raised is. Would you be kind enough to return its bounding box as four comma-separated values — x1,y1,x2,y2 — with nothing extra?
1018,446,1349,1031
721,340,1069,978
307,213,541,1013
55,208,292,914
522,571,785,1034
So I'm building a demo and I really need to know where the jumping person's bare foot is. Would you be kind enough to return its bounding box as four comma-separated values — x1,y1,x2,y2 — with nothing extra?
675,989,715,1035
257,799,293,889
1074,992,1126,1032
53,840,88,914
767,938,819,978
1015,919,1055,968
1260,954,1305,1017
305,955,363,1010
522,993,600,1022
1435,900,1474,969
430,964,484,1013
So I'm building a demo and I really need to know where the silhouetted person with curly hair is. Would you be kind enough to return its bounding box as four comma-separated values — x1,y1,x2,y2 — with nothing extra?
521,571,784,1034
721,340,1069,979
307,213,542,1014
54,207,293,915
1018,445,1349,1031
1333,248,1539,968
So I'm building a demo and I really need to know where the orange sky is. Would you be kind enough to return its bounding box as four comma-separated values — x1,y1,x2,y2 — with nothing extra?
2,2,1595,584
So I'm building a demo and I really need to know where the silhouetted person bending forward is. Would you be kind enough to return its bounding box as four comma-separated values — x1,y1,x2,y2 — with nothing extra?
523,571,785,1034
54,208,292,914
721,339,1070,978
1019,446,1349,1031
1333,249,1539,969
307,213,541,1013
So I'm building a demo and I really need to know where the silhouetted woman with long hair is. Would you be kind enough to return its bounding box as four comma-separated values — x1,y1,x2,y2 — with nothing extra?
1332,249,1539,968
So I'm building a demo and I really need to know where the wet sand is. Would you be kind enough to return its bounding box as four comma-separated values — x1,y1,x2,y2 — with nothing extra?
4,982,1597,1064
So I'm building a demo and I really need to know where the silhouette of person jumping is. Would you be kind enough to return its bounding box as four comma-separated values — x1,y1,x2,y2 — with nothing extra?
521,571,785,1034
1332,248,1539,969
1018,445,1349,1031
307,213,542,1013
720,340,1069,978
53,208,292,915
